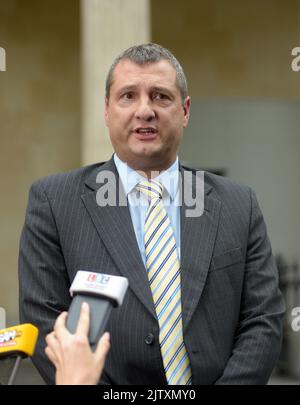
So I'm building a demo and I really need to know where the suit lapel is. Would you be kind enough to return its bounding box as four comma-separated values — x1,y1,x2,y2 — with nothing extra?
81,158,156,319
180,167,222,332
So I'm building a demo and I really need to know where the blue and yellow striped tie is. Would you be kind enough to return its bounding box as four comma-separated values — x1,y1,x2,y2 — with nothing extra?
137,179,192,385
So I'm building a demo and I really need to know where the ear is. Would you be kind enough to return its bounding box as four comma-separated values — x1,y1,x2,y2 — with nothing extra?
182,96,191,128
104,97,109,126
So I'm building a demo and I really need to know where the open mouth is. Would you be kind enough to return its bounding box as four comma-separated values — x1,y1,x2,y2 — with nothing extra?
134,127,158,140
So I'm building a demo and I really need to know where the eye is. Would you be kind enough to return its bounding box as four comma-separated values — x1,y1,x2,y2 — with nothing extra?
153,92,169,100
121,92,135,100
152,92,172,103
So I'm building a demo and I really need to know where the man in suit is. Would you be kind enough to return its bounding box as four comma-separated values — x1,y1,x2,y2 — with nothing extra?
19,43,285,385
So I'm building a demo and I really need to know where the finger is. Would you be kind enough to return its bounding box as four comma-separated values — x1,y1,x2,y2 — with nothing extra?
45,345,59,368
95,332,110,363
45,331,63,363
45,331,56,346
45,331,59,350
54,311,68,339
76,302,90,336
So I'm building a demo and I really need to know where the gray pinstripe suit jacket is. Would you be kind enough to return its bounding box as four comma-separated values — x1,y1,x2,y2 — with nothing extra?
18,157,285,385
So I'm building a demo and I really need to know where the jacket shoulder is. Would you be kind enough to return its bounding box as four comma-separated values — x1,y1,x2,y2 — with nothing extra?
181,162,252,200
29,162,107,200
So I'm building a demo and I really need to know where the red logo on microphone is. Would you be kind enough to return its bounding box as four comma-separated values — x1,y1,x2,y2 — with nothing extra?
87,274,97,282
86,273,110,285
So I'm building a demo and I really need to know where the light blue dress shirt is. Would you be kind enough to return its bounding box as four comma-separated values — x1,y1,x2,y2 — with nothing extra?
114,153,181,267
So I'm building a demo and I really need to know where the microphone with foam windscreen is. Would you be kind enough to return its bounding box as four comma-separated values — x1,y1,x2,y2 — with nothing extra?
0,323,38,385
66,271,128,350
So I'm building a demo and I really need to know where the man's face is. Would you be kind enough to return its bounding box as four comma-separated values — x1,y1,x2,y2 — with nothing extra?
104,59,191,173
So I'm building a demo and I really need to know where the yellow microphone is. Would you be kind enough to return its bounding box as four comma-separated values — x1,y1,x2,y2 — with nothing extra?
0,323,38,384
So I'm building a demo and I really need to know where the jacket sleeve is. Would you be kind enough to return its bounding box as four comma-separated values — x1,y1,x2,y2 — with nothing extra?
215,189,286,384
18,180,71,385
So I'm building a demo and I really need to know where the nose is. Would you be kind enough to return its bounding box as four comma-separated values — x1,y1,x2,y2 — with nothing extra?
134,97,155,121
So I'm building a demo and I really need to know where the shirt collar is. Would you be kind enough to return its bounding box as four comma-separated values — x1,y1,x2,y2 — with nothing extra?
113,153,179,201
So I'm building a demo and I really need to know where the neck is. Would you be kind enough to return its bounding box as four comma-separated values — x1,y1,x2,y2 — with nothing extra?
116,155,177,179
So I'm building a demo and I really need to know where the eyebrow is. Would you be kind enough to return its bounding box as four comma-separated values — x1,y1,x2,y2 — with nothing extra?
117,85,174,96
117,85,137,95
152,86,173,95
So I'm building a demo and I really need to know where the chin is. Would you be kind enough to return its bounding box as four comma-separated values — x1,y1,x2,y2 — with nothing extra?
135,142,163,155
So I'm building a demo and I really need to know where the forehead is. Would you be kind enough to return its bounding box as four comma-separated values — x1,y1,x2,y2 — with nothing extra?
110,59,178,91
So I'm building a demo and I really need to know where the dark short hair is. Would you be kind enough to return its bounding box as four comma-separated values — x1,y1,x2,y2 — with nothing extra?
105,43,188,103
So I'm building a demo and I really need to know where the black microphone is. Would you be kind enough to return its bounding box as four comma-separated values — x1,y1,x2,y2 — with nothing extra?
66,271,128,350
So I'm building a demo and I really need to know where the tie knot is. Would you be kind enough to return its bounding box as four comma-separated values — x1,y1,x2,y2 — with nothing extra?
137,179,163,200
